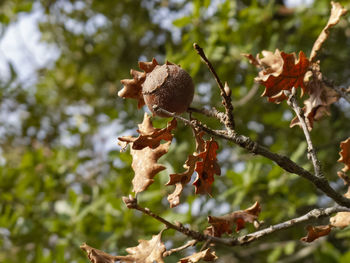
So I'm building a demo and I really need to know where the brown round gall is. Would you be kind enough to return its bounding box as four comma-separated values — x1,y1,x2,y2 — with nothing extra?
142,62,194,117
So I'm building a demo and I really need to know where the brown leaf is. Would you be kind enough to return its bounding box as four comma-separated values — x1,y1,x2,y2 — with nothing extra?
290,64,340,131
81,243,118,263
245,49,310,103
337,171,350,186
126,232,166,263
81,231,167,263
119,58,159,108
301,225,332,242
80,243,134,263
206,202,261,237
330,211,350,229
193,138,221,195
330,184,350,229
166,130,205,207
167,154,199,207
119,113,176,150
179,248,218,263
131,141,170,194
310,2,347,62
338,137,350,173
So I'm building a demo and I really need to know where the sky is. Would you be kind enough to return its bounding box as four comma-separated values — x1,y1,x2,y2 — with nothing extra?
0,0,316,159
0,0,314,85
0,4,59,88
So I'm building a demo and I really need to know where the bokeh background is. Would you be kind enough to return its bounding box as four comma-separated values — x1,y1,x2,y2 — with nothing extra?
1,0,350,262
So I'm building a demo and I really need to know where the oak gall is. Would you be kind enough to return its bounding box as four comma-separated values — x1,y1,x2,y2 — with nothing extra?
142,62,194,116
119,59,194,117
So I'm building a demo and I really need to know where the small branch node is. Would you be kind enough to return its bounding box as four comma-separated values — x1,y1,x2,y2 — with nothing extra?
122,195,137,209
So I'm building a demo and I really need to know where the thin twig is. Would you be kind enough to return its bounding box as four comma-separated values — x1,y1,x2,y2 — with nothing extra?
123,196,350,247
275,241,320,263
235,206,350,245
163,240,197,257
323,78,350,104
122,195,229,246
187,107,226,124
286,89,323,179
153,105,350,208
199,237,213,252
193,43,235,132
233,83,259,107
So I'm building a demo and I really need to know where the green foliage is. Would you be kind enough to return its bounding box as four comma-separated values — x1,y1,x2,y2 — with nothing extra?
0,0,350,262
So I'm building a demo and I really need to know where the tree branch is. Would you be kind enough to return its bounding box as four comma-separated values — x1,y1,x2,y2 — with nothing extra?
193,43,235,132
153,105,350,208
234,206,350,245
122,195,229,246
187,106,226,124
123,196,350,248
286,89,323,179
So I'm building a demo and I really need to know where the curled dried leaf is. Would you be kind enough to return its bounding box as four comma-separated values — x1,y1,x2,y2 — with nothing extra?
290,64,339,131
193,138,221,195
206,202,261,237
166,130,205,207
330,186,350,228
167,154,200,208
338,137,350,173
126,232,166,263
330,211,350,229
119,58,158,108
118,113,176,150
81,231,167,263
310,2,348,62
337,171,350,186
179,248,218,263
301,225,332,243
80,243,119,263
245,49,309,103
131,141,170,194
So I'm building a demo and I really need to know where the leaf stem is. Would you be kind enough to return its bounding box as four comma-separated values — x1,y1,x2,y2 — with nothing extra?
193,43,235,132
162,240,197,257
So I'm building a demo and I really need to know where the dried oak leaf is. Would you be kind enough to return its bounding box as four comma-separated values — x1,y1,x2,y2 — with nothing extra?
179,248,218,263
330,187,350,228
131,141,170,194
301,225,332,242
119,58,158,108
166,130,205,207
290,64,339,131
330,210,350,229
167,154,199,208
310,2,348,62
81,243,120,263
244,49,309,103
337,171,350,186
206,202,261,237
193,138,221,195
338,137,350,173
125,232,166,263
118,113,177,150
81,232,166,263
